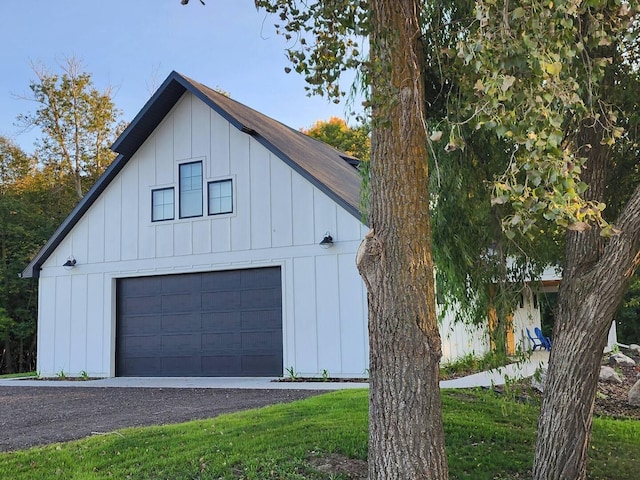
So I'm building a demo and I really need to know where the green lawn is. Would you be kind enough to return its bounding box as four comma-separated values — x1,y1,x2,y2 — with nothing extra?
0,371,37,379
0,389,637,479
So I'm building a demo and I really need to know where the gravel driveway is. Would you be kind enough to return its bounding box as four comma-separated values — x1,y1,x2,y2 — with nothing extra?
0,386,321,452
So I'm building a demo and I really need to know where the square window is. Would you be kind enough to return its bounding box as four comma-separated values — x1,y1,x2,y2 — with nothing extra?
208,179,233,215
151,187,174,222
179,161,203,218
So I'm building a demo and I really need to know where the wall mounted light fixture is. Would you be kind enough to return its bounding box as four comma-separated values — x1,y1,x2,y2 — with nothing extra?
319,232,334,249
63,257,77,269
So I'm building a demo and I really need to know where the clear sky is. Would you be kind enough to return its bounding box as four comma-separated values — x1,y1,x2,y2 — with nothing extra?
0,0,362,154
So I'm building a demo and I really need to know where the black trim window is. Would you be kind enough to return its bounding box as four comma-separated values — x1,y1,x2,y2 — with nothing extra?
179,161,203,218
208,179,233,215
151,187,174,222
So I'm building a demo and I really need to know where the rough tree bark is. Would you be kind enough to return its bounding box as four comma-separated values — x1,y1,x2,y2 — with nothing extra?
533,123,640,479
356,1,449,478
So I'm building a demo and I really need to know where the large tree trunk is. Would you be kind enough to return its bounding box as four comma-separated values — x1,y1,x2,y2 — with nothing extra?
533,124,640,479
356,1,448,478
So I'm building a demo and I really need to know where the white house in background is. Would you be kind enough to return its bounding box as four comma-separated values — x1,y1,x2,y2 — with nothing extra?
439,266,618,362
22,71,615,379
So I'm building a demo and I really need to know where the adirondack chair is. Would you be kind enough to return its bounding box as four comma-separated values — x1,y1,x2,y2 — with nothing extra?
534,327,552,351
526,328,546,351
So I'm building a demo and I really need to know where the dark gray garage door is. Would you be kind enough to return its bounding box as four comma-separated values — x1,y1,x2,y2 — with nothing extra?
116,267,282,377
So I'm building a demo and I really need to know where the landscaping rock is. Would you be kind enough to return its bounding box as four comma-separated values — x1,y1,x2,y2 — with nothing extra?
609,352,637,367
599,366,623,384
629,379,640,407
630,344,640,355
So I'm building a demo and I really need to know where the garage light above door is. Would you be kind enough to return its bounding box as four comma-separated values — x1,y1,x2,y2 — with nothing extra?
319,232,334,249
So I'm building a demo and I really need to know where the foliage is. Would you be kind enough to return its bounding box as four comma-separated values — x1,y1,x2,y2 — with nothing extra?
302,116,371,218
301,116,370,162
0,307,14,342
17,57,124,200
616,269,640,344
439,350,510,380
255,0,368,101
431,0,636,238
0,137,43,373
1,389,639,479
423,0,640,352
1,61,124,374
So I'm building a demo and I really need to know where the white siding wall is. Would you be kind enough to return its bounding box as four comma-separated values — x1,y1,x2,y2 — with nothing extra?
37,93,368,378
439,307,491,363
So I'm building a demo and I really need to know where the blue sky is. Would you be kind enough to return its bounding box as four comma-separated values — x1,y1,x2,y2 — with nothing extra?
0,0,363,154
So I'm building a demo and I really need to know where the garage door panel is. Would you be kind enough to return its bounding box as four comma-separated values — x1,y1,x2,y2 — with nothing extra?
162,274,201,293
161,334,200,353
202,270,241,290
201,312,241,331
123,335,161,355
121,295,161,315
123,276,163,296
202,290,242,311
161,313,201,331
202,332,242,351
122,357,161,376
242,355,282,375
161,292,200,313
120,315,160,334
117,267,282,377
242,331,281,350
161,356,199,375
241,287,281,309
201,355,241,375
241,268,280,288
242,310,280,330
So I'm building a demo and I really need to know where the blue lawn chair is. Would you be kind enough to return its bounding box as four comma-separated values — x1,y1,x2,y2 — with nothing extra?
527,328,546,351
534,327,552,351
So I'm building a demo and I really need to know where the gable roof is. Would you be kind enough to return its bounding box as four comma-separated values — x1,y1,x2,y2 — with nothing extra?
22,71,363,279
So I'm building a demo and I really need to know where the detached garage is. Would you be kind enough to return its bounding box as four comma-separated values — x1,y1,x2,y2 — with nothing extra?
116,267,282,377
22,71,369,379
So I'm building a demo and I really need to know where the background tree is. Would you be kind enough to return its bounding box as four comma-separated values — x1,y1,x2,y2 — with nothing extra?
301,117,370,162
616,271,640,344
18,57,124,201
423,0,640,478
1,61,125,374
0,137,41,373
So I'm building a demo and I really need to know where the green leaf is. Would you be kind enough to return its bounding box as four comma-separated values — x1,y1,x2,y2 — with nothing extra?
511,7,526,19
545,62,563,76
501,75,516,92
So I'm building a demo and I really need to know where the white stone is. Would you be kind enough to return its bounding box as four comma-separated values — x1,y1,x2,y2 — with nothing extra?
629,344,640,355
628,380,640,407
599,366,623,384
610,352,637,367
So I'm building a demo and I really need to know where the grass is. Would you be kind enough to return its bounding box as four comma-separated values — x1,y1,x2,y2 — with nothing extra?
0,389,638,479
440,351,511,380
0,371,37,379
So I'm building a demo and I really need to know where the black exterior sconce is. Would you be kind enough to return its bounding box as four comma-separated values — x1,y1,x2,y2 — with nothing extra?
63,257,77,269
319,232,334,249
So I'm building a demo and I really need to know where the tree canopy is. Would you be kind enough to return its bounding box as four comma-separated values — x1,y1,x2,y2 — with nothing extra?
18,58,124,200
254,0,640,478
0,62,123,374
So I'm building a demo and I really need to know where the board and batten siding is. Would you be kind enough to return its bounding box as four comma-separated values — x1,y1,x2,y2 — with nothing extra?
36,92,369,378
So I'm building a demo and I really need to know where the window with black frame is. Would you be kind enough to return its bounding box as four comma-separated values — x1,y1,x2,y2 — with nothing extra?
179,161,203,218
208,179,233,215
151,187,174,222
